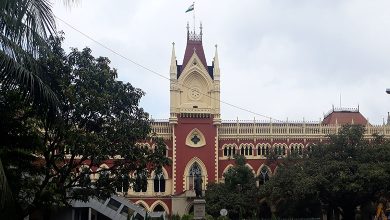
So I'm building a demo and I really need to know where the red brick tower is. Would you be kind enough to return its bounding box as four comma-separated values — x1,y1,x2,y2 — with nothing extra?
169,23,221,213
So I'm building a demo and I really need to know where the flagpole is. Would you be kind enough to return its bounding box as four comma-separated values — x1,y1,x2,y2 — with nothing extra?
193,2,195,33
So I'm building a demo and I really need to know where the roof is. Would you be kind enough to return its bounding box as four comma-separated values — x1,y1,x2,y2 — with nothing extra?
322,108,368,125
177,31,213,79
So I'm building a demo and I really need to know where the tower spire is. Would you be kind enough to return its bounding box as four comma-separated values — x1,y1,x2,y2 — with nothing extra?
213,44,220,80
170,42,177,79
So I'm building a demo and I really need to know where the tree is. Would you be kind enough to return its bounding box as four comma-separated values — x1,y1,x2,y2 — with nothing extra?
0,36,170,219
305,125,390,219
259,125,390,219
205,155,258,219
0,0,79,214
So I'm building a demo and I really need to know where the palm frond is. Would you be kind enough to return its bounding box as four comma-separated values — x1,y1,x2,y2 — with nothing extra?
0,159,14,213
0,51,58,106
0,0,56,57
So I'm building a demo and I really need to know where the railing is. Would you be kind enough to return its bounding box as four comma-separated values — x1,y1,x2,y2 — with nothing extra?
151,121,171,139
218,122,390,139
151,120,390,139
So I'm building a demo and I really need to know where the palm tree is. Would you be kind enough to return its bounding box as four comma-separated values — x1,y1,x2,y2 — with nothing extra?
0,0,59,104
0,0,76,215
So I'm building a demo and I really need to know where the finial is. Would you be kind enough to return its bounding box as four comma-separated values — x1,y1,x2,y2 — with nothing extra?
172,42,175,46
200,22,203,36
187,22,190,33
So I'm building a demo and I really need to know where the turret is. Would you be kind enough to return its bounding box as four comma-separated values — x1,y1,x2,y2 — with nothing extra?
170,42,177,79
213,45,220,80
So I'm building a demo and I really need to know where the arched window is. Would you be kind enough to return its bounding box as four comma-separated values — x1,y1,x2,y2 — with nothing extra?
153,204,166,212
134,171,147,192
223,147,228,156
290,145,296,154
188,163,202,190
240,147,245,155
261,146,266,155
116,174,130,194
259,166,270,185
245,146,249,155
154,172,166,193
79,167,91,186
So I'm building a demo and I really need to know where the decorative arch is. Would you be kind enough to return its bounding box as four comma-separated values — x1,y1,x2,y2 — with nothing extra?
185,128,206,148
239,143,254,156
289,143,304,156
151,167,168,193
151,167,169,179
222,144,237,157
183,157,208,191
257,164,272,186
272,143,287,156
150,200,169,214
96,163,110,179
221,164,234,177
179,53,213,88
245,163,256,175
257,164,272,176
135,200,150,211
256,143,271,156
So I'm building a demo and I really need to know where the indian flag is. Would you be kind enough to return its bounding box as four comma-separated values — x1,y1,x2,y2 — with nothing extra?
185,3,194,13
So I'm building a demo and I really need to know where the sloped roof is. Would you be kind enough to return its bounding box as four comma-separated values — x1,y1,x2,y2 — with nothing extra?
322,108,368,125
182,39,208,70
177,31,213,79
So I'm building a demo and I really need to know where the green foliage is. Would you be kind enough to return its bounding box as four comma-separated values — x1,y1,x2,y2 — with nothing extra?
0,36,170,218
170,213,181,220
260,124,390,219
206,155,258,219
181,214,193,220
205,214,214,220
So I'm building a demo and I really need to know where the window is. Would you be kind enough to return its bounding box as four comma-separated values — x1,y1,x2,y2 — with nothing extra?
188,163,202,190
134,171,147,192
240,144,253,156
223,144,237,157
153,204,166,212
154,172,166,193
259,166,270,185
116,174,130,194
257,144,270,156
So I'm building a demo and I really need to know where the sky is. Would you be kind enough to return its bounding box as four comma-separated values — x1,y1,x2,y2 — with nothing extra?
52,0,390,124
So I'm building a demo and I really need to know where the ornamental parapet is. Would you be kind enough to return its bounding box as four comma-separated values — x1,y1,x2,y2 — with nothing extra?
151,120,172,139
218,121,390,140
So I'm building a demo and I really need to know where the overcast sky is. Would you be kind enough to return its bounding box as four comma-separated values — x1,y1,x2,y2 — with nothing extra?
53,0,390,124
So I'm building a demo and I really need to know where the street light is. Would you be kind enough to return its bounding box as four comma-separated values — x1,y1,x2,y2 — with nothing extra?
386,88,390,94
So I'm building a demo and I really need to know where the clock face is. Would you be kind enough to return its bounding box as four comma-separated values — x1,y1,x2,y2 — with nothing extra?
189,87,202,100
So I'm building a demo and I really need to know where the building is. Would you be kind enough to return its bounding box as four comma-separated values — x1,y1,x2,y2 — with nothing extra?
121,24,390,216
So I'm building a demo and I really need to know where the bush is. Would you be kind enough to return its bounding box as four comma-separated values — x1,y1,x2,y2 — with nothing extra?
181,214,193,220
170,214,181,220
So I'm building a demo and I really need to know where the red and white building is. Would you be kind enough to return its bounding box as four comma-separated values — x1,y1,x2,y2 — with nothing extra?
121,25,390,216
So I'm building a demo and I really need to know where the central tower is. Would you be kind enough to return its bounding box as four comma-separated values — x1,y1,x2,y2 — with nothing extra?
169,23,221,124
168,23,221,214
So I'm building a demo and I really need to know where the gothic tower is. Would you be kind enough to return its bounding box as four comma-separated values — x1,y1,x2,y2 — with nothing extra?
169,23,221,213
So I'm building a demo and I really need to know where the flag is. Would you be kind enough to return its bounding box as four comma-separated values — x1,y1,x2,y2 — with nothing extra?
185,3,194,13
